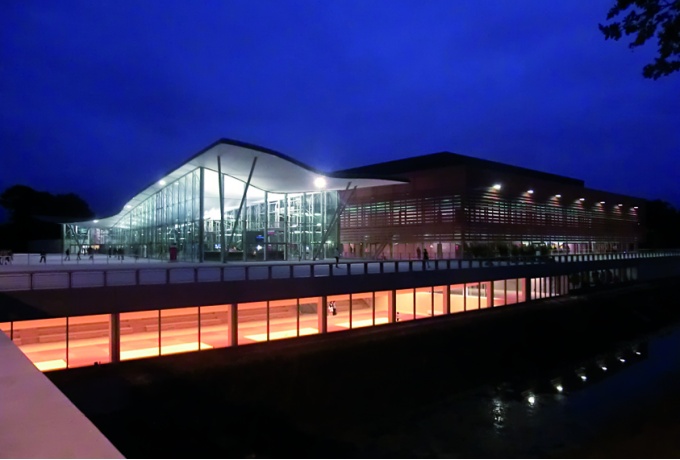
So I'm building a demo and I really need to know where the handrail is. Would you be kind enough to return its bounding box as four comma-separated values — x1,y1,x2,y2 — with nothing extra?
1,250,679,292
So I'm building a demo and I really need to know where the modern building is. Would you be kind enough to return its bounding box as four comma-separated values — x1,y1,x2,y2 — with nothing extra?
336,152,642,259
0,133,666,373
0,138,666,459
63,139,642,263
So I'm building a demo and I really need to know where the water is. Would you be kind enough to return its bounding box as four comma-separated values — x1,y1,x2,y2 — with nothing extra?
388,325,680,458
49,284,680,458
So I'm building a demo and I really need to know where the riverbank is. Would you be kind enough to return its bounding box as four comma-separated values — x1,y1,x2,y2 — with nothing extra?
48,279,680,457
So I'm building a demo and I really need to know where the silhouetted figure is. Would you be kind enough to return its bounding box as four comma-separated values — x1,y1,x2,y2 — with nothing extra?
334,247,341,267
64,248,70,261
108,247,113,258
423,248,430,269
118,247,125,260
39,251,46,263
87,247,94,260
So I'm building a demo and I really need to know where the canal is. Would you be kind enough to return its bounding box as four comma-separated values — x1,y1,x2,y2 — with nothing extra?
49,279,680,458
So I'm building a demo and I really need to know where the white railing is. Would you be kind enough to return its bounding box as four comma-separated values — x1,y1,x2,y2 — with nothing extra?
0,250,678,292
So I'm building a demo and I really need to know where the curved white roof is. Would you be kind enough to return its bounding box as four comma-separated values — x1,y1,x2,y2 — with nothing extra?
72,139,405,228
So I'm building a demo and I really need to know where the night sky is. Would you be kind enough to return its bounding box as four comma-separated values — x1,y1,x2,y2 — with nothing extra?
1,0,678,219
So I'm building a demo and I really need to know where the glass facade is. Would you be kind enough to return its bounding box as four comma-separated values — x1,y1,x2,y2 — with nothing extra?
6,269,634,372
64,167,340,263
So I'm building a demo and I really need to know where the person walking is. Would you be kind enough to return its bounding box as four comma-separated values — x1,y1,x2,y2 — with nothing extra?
334,247,341,268
423,248,430,269
39,251,46,264
64,248,70,261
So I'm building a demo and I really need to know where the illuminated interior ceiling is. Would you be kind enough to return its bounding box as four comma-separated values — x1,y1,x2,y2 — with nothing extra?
72,139,406,228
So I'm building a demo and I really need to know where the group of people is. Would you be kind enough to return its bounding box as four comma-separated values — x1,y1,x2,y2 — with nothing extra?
108,247,125,260
416,247,431,269
63,246,127,261
64,248,87,261
333,246,432,268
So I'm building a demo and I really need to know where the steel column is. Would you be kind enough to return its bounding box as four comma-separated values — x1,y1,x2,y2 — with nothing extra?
226,157,258,261
199,167,205,263
109,313,120,363
217,157,226,264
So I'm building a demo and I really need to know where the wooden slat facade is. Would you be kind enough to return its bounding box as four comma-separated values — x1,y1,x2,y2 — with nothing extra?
337,157,641,259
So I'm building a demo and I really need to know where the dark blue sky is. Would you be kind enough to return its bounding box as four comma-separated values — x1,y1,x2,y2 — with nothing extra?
1,0,678,218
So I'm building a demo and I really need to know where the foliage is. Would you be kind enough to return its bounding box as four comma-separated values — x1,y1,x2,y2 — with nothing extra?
599,0,680,79
641,199,680,248
0,185,93,222
0,185,94,250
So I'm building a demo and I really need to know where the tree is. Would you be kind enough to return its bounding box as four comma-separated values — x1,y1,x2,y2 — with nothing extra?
641,199,680,248
0,185,94,250
599,0,680,79
0,185,93,222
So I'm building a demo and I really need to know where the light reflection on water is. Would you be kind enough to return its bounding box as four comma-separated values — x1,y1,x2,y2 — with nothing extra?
491,397,505,428
427,330,679,458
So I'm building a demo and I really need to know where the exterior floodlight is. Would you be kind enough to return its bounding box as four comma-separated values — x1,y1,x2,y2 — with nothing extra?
555,384,564,392
618,203,623,207
93,220,99,223
527,395,536,405
527,189,534,194
159,180,166,186
555,194,561,198
314,177,327,189
600,201,605,204
633,206,639,209
580,375,587,381
492,184,502,190
579,198,585,202
126,205,132,209
601,366,607,371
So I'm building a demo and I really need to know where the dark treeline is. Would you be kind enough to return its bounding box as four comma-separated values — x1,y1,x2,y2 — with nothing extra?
0,185,93,252
642,199,680,249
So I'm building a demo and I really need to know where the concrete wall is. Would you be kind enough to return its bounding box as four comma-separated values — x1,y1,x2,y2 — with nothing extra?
3,257,676,322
